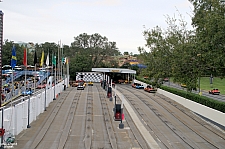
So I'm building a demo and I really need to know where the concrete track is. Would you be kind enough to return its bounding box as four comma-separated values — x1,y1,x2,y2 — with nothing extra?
13,83,225,149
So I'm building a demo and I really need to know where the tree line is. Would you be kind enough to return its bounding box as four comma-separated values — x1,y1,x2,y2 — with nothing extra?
138,0,225,91
2,33,138,80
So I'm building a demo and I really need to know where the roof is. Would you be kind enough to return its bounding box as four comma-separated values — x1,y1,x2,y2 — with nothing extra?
92,68,136,74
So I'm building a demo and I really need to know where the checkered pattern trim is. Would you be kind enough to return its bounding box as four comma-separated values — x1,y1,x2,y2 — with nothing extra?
76,72,103,82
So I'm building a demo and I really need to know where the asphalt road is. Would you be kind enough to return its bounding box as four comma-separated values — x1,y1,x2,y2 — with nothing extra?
162,81,225,102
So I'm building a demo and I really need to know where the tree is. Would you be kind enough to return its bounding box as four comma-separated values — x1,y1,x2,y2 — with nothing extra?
189,0,225,76
141,13,198,90
123,52,129,55
71,33,119,68
2,40,23,66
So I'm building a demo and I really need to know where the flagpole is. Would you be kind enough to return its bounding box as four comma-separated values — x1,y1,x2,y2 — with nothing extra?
46,50,49,86
61,43,63,81
11,68,14,104
33,49,38,93
11,45,16,104
25,48,27,91
67,57,69,87
59,41,61,82
53,53,56,100
41,53,43,89
57,41,60,83
34,64,36,93
52,53,53,76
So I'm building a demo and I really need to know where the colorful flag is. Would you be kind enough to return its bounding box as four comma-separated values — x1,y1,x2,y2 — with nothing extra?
46,52,49,66
23,49,27,67
34,50,37,66
40,51,44,67
52,54,56,66
11,46,17,68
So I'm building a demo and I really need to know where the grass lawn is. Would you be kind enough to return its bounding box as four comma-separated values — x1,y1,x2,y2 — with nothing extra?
168,77,225,95
200,77,225,94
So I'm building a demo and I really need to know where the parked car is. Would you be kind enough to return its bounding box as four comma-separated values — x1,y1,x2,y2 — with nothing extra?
164,78,169,82
77,83,85,90
88,82,93,86
144,85,157,93
209,89,220,95
135,84,144,89
132,83,137,88
72,81,79,87
181,83,187,88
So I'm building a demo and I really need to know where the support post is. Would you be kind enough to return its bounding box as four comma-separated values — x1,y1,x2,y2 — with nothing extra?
1,107,4,148
27,94,31,128
44,86,46,111
53,61,56,100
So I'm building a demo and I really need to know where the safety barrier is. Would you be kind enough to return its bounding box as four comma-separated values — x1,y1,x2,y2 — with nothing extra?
157,89,225,127
0,77,69,146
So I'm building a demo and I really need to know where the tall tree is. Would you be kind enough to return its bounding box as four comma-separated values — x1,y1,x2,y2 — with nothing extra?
189,0,225,76
71,33,119,68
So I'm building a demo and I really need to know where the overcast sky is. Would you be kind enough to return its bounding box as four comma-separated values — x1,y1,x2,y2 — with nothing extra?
0,0,193,54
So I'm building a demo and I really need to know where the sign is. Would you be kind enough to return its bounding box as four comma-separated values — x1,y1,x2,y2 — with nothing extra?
110,70,120,73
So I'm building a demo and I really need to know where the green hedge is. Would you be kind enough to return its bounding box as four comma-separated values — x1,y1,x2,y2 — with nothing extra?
160,86,225,113
135,77,225,113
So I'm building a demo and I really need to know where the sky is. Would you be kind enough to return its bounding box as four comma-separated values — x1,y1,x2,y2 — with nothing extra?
0,0,194,54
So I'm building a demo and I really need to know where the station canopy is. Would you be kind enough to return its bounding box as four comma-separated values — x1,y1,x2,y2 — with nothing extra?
92,68,136,74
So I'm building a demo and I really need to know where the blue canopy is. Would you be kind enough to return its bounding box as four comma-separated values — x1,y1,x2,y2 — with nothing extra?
131,64,147,68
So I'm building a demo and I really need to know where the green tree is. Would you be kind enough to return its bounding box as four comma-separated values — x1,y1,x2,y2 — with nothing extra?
2,40,23,66
71,33,119,68
189,0,225,77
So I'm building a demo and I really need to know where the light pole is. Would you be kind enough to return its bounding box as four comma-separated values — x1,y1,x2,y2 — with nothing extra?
197,54,201,94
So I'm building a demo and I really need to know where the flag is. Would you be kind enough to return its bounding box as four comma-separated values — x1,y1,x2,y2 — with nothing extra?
46,52,49,66
52,55,56,66
34,50,37,66
40,51,44,67
23,48,27,67
11,46,17,68
62,57,66,65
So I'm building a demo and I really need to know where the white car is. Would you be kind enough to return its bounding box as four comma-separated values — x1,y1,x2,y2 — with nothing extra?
77,83,84,90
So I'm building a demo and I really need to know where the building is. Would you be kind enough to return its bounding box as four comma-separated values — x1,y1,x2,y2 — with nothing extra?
17,42,35,52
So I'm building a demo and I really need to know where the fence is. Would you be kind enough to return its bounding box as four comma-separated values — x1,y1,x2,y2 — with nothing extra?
0,77,69,146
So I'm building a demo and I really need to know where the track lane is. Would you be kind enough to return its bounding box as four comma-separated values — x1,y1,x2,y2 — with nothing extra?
118,84,225,149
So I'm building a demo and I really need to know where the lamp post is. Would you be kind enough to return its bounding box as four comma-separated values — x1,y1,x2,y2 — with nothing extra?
197,54,201,93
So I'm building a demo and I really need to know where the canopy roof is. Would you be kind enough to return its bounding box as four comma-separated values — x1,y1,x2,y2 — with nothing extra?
131,64,147,68
92,68,136,74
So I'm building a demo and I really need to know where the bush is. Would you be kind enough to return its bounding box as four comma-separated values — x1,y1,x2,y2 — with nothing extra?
160,86,225,113
135,77,225,113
